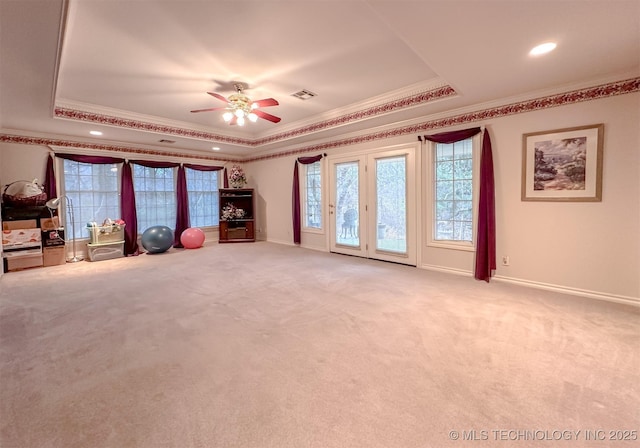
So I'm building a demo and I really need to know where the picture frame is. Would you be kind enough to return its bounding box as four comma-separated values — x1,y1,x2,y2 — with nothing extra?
522,123,604,202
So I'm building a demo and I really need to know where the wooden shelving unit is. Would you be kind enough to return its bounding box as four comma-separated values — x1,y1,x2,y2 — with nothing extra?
218,188,255,243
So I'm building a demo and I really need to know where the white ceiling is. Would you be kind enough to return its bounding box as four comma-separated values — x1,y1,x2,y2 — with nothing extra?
1,0,639,159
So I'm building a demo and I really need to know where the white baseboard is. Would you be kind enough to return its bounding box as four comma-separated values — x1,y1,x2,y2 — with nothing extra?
265,237,295,246
419,264,639,307
492,275,639,307
258,247,640,307
420,263,472,277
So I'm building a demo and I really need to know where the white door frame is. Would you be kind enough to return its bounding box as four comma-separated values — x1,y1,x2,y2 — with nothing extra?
328,144,417,266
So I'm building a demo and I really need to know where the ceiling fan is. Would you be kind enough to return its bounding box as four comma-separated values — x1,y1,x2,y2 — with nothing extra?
190,83,281,126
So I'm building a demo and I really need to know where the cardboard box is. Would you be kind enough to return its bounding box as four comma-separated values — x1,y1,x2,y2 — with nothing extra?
42,229,65,247
2,228,42,250
2,219,38,231
41,217,60,231
4,253,43,272
43,246,66,266
3,246,42,258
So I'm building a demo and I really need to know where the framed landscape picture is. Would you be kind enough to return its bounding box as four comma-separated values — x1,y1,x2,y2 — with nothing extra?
522,124,604,201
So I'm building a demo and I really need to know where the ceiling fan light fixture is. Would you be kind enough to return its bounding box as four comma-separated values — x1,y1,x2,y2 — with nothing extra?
192,83,281,125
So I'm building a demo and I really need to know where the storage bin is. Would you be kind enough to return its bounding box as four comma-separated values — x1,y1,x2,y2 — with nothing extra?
87,241,125,262
87,224,125,244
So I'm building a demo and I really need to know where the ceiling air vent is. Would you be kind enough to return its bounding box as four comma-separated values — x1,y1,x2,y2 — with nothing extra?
159,139,176,144
291,89,317,100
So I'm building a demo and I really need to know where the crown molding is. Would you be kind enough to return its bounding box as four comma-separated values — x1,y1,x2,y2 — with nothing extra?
0,129,239,163
243,76,640,162
257,78,454,138
52,81,457,148
53,100,255,147
4,75,638,164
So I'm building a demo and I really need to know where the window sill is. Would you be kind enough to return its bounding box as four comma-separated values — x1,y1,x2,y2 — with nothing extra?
426,240,475,252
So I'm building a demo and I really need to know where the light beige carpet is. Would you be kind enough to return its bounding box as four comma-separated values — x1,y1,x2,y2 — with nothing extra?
1,242,638,448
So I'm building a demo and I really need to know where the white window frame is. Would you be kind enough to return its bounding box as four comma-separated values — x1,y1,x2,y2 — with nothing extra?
303,160,323,232
185,168,220,228
60,159,122,240
425,134,481,252
133,164,177,233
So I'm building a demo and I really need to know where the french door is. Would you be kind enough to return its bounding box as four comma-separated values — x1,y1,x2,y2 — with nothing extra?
328,146,416,265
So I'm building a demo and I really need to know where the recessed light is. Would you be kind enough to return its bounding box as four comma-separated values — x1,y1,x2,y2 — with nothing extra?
89,130,103,136
212,146,220,151
529,42,557,56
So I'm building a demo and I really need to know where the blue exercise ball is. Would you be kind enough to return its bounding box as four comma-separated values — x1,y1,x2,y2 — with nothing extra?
141,225,174,254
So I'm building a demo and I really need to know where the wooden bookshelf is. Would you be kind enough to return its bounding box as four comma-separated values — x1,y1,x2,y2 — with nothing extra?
218,188,255,243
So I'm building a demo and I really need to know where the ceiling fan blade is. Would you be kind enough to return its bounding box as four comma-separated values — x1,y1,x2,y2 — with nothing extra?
190,107,227,113
251,98,279,108
229,116,238,126
207,92,229,103
254,109,281,123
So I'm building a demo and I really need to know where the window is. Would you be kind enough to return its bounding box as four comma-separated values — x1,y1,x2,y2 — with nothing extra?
431,137,476,247
304,161,322,229
62,160,120,239
133,165,176,232
186,168,219,227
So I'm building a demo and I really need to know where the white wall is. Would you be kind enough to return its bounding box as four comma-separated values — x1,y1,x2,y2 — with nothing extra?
0,143,50,186
489,94,639,301
248,92,640,302
247,155,299,245
2,92,638,302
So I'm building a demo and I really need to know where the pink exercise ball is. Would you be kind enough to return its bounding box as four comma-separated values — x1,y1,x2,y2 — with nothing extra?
180,227,205,249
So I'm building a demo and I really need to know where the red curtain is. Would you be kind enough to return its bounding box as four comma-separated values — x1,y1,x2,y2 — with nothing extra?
56,153,124,164
185,164,224,172
44,154,57,201
121,161,139,256
423,127,481,144
474,130,496,282
173,166,190,248
292,154,324,244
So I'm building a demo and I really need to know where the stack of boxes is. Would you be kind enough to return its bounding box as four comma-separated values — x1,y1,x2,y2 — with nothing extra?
2,220,43,271
1,208,67,272
41,216,66,266
86,223,125,261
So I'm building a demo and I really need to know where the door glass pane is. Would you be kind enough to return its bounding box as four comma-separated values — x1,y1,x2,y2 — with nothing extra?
335,161,359,247
376,156,406,253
